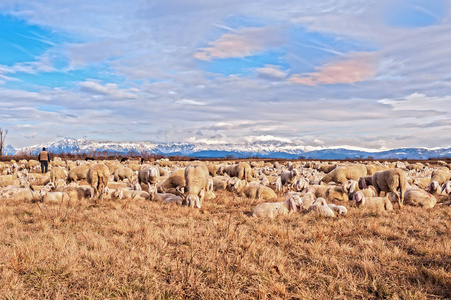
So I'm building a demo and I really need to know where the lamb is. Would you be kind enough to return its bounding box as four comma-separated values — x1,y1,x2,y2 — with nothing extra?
67,164,91,183
402,188,437,208
114,188,151,201
86,163,111,200
137,164,160,185
321,164,367,184
327,203,348,216
343,179,376,200
371,168,407,208
352,191,393,212
307,198,335,217
184,161,209,208
50,167,67,183
252,196,303,218
113,167,134,183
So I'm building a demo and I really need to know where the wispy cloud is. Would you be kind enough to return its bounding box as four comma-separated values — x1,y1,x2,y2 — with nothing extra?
289,52,377,86
194,26,285,61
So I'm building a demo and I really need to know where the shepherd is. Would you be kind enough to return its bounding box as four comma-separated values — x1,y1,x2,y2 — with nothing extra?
38,147,50,173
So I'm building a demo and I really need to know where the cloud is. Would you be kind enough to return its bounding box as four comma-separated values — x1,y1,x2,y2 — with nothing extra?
289,52,377,86
175,99,207,106
255,65,288,80
194,26,285,61
79,81,137,99
379,92,451,112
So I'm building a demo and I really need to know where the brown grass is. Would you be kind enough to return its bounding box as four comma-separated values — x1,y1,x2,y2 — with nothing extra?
0,190,450,299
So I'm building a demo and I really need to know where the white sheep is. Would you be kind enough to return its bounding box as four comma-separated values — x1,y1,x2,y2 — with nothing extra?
307,198,335,218
252,196,303,219
327,203,348,216
87,163,111,200
352,191,393,212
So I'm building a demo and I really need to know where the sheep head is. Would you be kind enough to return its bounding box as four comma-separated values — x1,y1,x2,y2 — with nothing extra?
353,191,365,206
442,181,451,194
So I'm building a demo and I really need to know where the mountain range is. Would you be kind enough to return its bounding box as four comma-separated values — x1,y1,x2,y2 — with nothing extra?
4,138,451,160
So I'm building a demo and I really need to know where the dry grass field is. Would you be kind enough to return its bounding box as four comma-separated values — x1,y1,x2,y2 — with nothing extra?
0,189,450,299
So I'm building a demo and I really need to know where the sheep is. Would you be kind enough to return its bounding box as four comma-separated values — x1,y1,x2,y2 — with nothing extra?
0,186,41,202
293,177,309,192
113,167,134,183
234,180,277,200
206,163,217,177
137,164,160,185
184,161,209,208
299,192,316,211
307,185,348,202
402,188,437,208
321,164,367,184
319,164,337,174
274,177,283,194
40,191,70,204
55,186,91,201
105,161,122,175
212,177,228,191
50,167,66,183
252,196,303,218
428,168,451,193
327,203,348,216
221,162,252,181
371,168,407,209
280,169,299,185
343,179,376,200
67,164,90,183
148,184,183,205
307,198,335,218
157,168,185,195
352,191,393,212
114,188,151,201
86,163,111,200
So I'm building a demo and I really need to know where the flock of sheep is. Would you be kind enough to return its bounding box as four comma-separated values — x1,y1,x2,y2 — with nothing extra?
0,157,450,219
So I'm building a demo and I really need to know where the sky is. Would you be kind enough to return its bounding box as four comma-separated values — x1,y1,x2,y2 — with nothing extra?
1,0,451,149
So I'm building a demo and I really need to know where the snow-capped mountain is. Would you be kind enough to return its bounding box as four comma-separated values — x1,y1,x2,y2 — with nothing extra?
6,138,451,159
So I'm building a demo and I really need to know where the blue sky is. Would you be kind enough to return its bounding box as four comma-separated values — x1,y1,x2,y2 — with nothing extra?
1,0,451,149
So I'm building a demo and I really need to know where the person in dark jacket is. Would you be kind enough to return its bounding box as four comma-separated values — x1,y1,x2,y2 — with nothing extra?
38,147,50,173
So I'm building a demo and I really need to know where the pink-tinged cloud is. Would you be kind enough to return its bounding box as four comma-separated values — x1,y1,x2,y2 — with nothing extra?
289,52,377,86
194,27,285,61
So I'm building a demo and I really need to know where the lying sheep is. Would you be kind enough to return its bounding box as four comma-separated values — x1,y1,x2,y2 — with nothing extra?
402,188,436,208
352,191,393,212
234,180,277,200
307,185,349,202
157,168,185,195
148,184,183,205
114,188,151,201
40,191,70,204
252,195,303,218
327,203,348,216
307,198,335,217
428,168,451,193
0,186,41,202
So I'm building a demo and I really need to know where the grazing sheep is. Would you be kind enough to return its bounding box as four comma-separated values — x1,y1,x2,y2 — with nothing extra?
67,164,90,183
403,188,437,208
352,191,393,212
321,165,367,184
307,198,335,218
372,168,407,209
113,167,134,183
137,164,160,185
327,203,348,216
50,167,66,183
87,163,111,200
206,163,217,177
221,162,252,181
252,196,303,218
184,161,209,208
